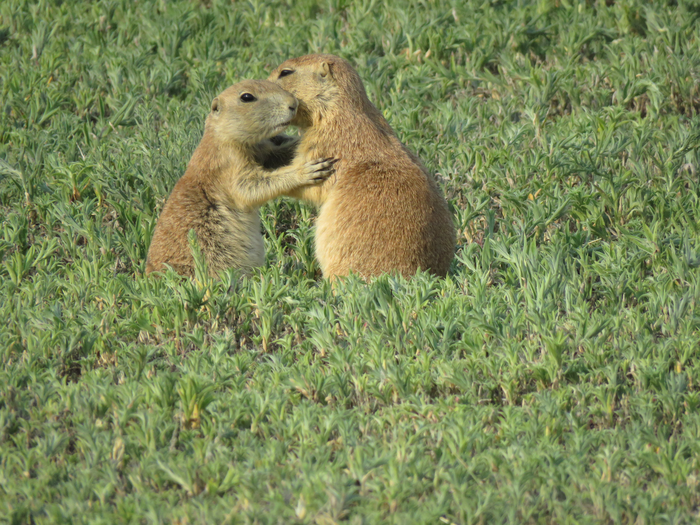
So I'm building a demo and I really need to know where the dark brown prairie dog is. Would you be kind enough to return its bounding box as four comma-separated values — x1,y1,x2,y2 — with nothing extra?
145,80,335,277
269,54,456,279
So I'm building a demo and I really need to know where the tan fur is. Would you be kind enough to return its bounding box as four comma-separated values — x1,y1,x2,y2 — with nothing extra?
269,54,455,279
146,80,334,277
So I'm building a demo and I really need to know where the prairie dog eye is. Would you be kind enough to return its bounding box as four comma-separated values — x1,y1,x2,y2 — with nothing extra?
240,93,256,102
278,69,294,78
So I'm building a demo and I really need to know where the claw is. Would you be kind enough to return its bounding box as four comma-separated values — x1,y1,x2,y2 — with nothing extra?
302,157,337,184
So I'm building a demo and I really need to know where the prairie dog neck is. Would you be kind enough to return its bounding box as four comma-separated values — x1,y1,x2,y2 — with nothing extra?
298,110,394,167
191,123,292,210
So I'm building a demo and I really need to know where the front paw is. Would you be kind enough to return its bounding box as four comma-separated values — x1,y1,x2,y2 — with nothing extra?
302,157,338,184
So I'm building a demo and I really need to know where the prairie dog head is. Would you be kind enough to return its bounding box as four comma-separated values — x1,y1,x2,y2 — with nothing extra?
206,80,298,146
269,54,370,128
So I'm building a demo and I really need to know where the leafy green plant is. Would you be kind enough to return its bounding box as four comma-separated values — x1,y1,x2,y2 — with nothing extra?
2,0,700,522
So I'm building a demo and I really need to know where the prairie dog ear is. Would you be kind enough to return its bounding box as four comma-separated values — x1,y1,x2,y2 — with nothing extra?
211,97,220,113
317,61,330,78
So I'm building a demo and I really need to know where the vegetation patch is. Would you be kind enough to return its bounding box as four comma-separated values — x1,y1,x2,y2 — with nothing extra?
1,0,700,523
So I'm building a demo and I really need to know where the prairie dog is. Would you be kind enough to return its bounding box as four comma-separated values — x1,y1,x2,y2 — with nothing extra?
145,80,335,277
269,54,455,279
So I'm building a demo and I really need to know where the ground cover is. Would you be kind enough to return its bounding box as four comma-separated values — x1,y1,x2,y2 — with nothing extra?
2,0,700,523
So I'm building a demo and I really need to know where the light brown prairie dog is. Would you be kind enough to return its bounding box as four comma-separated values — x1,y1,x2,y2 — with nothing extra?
269,54,455,279
145,80,335,277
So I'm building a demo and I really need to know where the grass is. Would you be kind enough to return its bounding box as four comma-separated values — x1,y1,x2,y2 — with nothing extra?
2,0,700,523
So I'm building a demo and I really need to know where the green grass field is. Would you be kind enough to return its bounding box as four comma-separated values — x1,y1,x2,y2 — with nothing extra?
2,0,700,523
